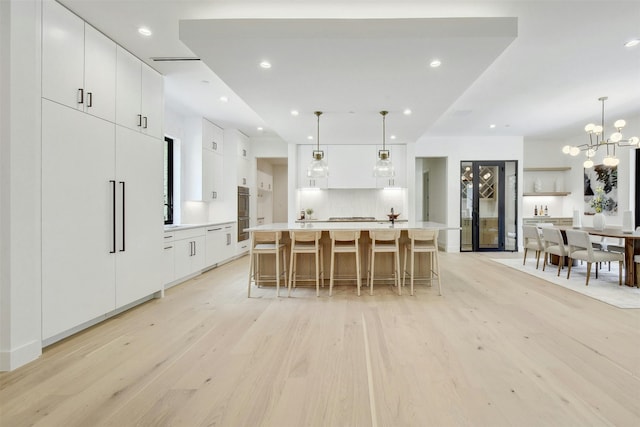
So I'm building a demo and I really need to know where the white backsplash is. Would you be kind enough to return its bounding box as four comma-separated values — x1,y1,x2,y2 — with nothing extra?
297,188,408,220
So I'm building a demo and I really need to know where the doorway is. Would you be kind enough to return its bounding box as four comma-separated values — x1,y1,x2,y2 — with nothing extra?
460,161,517,252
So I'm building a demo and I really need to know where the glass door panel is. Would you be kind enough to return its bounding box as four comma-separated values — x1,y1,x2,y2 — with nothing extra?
460,161,518,252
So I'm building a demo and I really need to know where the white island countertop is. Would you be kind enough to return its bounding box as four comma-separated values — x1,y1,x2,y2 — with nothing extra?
246,221,457,232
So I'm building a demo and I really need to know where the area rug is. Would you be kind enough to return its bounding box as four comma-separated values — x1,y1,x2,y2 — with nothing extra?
492,258,640,309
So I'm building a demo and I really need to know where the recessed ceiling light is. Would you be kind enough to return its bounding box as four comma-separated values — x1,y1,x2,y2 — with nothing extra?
403,108,412,115
489,124,496,129
219,96,228,103
307,135,313,140
390,135,397,140
259,61,272,69
257,127,263,131
430,59,441,68
624,39,640,47
138,27,152,37
291,110,299,116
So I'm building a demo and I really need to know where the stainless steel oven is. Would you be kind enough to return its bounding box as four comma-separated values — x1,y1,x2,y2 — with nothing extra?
237,186,250,241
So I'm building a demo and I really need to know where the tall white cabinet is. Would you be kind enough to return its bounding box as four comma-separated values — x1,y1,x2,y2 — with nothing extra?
42,0,116,122
41,1,164,342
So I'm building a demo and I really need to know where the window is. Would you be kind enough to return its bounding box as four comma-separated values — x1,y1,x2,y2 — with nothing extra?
164,136,174,224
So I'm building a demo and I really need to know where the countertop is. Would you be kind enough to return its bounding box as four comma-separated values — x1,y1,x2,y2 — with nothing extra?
164,221,235,232
246,221,457,232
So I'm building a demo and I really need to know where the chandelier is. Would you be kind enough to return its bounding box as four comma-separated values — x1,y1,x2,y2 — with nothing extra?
562,96,639,168
307,111,329,178
373,110,395,177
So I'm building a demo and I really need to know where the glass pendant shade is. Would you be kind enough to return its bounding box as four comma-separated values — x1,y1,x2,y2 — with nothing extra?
308,111,328,178
373,110,395,177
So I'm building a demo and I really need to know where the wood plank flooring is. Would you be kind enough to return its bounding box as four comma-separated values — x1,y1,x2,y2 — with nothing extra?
1,252,639,426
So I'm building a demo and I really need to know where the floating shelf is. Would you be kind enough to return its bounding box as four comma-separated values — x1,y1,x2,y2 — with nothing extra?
524,167,571,172
523,192,571,196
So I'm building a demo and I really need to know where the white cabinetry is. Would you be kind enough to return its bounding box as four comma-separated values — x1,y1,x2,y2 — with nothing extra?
184,118,225,201
174,228,206,279
297,145,328,188
42,0,116,121
41,100,163,340
376,145,406,188
257,170,273,192
328,145,377,189
162,232,175,286
205,223,235,267
237,133,251,187
116,46,163,139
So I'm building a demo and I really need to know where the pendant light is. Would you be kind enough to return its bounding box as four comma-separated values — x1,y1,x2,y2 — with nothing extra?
307,111,329,178
373,110,395,177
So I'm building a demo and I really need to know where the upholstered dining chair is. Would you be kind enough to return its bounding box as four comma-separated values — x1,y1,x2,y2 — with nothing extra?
541,227,567,276
522,225,544,269
565,229,624,286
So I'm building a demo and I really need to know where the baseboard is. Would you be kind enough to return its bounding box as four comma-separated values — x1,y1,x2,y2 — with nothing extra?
0,339,42,372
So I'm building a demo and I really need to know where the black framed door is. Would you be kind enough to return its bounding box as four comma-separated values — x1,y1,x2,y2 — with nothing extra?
461,161,517,252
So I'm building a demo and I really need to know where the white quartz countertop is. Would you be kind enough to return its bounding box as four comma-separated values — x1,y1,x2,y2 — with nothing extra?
164,221,235,232
246,221,457,232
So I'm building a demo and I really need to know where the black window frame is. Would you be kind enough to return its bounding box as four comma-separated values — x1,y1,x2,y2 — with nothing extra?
164,136,174,225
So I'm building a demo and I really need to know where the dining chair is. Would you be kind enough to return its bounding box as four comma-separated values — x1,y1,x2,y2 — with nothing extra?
541,227,567,276
522,225,544,269
565,229,624,286
247,231,287,298
402,229,441,296
328,230,361,296
367,229,401,295
288,230,324,297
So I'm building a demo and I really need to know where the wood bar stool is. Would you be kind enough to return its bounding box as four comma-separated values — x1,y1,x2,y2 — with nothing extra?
247,231,287,298
329,230,361,296
402,229,441,296
288,230,324,297
367,229,401,295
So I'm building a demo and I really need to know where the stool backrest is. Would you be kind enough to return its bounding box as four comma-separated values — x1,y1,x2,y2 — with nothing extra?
290,230,321,243
408,229,438,242
369,229,400,242
252,231,281,244
330,230,361,241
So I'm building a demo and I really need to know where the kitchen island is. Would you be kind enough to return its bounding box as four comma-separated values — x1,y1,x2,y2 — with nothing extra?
246,221,454,294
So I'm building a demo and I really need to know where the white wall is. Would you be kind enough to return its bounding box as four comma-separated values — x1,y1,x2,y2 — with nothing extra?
0,0,43,371
273,165,288,222
415,136,524,252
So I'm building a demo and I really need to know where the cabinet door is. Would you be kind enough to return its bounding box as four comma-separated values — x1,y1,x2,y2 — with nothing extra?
205,227,224,266
162,244,175,286
202,149,223,201
297,145,328,188
238,157,250,187
83,24,116,122
42,0,84,111
140,63,163,139
116,47,142,132
42,100,116,340
203,119,224,153
174,239,194,279
114,126,163,307
376,145,406,188
192,236,206,272
328,145,376,189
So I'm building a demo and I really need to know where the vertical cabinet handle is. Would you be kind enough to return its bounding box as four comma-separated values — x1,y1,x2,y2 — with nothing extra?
87,92,93,107
137,114,142,127
212,141,217,150
77,88,84,104
212,191,217,199
143,116,148,129
119,181,125,252
109,180,116,253
193,241,196,256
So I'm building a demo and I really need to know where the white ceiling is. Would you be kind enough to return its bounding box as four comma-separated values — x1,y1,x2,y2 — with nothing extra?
59,0,640,145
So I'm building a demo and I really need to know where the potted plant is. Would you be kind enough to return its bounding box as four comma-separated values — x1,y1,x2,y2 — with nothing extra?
590,186,609,230
305,208,314,220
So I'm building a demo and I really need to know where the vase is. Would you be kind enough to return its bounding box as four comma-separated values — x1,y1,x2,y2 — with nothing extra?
534,178,542,193
593,212,605,231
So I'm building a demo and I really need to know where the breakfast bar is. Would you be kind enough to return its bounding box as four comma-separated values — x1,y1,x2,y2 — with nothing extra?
246,221,453,294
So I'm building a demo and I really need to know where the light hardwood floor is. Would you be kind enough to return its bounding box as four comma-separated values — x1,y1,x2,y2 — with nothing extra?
1,252,639,426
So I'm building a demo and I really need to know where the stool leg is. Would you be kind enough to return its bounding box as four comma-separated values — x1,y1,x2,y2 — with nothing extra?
282,247,288,295
410,248,415,296
275,248,280,298
288,248,295,297
315,250,320,297
370,250,375,296
330,244,335,297
396,249,401,296
435,250,442,296
247,249,254,298
356,247,361,296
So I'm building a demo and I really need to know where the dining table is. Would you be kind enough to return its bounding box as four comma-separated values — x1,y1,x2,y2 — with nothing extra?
557,226,640,287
